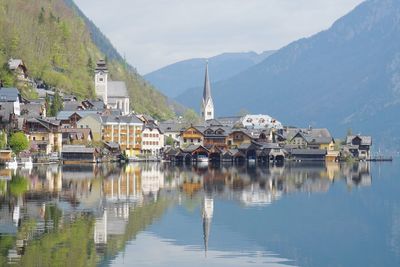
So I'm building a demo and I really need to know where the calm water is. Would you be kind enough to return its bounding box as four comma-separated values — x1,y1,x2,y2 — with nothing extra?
0,161,399,267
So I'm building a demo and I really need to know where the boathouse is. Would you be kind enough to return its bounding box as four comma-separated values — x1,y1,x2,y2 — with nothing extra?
61,145,98,163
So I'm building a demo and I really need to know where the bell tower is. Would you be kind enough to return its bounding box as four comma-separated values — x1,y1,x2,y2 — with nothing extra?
95,59,108,105
201,61,214,121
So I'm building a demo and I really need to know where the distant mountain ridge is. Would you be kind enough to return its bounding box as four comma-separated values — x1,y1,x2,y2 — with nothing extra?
176,0,400,151
144,51,274,98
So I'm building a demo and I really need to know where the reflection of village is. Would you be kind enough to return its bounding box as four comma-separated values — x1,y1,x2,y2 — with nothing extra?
0,162,372,264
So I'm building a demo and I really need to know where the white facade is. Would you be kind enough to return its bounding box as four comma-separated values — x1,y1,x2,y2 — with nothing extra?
95,70,108,105
141,127,164,155
241,114,283,129
202,99,214,121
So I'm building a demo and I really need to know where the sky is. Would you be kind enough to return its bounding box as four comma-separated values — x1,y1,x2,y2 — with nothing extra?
74,0,364,75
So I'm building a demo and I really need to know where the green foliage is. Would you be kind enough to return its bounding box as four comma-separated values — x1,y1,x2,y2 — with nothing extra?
166,136,174,146
0,0,175,120
19,216,97,267
49,91,63,116
9,174,28,196
0,130,7,149
9,132,29,155
183,109,200,125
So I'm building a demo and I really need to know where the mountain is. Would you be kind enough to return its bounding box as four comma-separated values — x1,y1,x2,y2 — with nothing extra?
144,51,274,98
176,0,400,150
0,0,174,120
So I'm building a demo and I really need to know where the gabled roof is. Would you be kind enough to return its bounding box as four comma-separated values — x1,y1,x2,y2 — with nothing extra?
290,128,333,145
20,103,44,118
182,144,209,153
101,115,143,124
62,145,95,154
108,81,128,98
159,121,185,132
346,135,372,146
8,59,26,71
57,110,101,120
0,88,20,102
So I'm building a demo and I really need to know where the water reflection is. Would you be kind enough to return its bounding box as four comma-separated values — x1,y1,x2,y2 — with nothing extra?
0,161,377,266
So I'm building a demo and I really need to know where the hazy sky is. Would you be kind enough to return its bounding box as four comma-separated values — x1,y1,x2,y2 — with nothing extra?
74,0,364,74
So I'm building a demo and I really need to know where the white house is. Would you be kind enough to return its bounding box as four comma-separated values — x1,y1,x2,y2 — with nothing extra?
241,114,283,129
141,124,164,155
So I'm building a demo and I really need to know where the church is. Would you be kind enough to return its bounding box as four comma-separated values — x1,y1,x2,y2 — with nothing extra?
95,60,130,115
201,62,214,121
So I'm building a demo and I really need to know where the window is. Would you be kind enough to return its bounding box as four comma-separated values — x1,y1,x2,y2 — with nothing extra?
33,137,36,141
99,78,104,82
42,137,45,141
207,112,211,115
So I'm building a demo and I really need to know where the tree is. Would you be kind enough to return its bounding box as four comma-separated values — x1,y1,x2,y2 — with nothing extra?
0,130,7,149
166,136,174,147
183,109,199,125
9,132,29,155
50,91,63,116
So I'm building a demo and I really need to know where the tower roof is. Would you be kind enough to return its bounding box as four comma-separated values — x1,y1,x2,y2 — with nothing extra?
203,62,212,103
95,59,108,72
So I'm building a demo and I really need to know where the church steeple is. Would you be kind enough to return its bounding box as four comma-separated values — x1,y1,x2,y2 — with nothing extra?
201,61,214,121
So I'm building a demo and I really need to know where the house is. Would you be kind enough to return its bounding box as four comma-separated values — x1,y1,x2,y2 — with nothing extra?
24,118,62,154
0,150,12,164
288,149,327,161
8,59,28,81
288,128,335,151
57,110,103,128
101,115,143,157
159,120,185,147
181,144,209,162
180,126,205,147
0,87,21,129
346,135,372,160
61,145,98,164
60,128,93,145
227,130,253,148
76,114,103,142
203,126,229,149
20,101,46,119
240,114,283,129
141,123,164,155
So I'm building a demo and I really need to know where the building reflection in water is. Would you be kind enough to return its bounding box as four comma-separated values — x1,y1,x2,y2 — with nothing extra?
0,161,373,265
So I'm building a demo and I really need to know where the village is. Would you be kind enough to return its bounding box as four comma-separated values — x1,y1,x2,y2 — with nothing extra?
0,58,373,166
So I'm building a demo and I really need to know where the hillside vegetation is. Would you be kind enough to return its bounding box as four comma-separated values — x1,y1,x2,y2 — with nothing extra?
0,0,174,119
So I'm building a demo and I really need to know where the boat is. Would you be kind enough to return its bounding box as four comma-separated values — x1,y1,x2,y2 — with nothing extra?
6,157,18,169
197,155,209,162
20,157,33,169
49,152,60,163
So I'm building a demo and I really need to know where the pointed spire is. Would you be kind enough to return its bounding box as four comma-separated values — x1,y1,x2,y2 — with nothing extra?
203,60,212,104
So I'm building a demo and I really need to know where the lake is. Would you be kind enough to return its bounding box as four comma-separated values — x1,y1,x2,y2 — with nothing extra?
0,161,399,266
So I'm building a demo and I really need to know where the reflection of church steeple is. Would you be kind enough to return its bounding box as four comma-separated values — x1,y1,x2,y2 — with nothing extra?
202,196,214,256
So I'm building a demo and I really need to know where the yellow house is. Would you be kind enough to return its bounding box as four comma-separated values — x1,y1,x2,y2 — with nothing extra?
179,126,204,147
77,114,102,142
227,130,253,148
25,118,62,154
101,115,143,157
